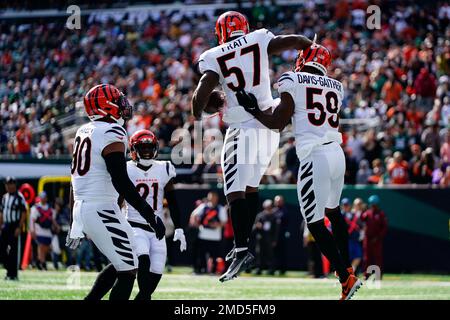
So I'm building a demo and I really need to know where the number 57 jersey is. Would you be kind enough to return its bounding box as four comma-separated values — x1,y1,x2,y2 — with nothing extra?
277,71,344,161
198,28,276,124
71,121,128,202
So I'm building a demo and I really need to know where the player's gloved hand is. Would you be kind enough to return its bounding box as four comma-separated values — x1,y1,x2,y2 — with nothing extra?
65,230,83,250
173,228,187,252
236,90,259,116
148,215,166,240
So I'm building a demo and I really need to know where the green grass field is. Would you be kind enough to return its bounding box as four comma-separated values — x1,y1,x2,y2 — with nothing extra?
1,267,449,300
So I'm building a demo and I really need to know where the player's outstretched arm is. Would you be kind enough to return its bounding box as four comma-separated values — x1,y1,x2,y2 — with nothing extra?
236,91,295,131
102,142,165,239
191,70,220,119
267,35,313,56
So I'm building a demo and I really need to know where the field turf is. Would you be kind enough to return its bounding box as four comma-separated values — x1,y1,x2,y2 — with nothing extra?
0,267,449,300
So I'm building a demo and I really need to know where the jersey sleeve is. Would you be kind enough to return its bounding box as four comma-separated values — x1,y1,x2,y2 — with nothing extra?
253,28,275,51
165,161,176,180
100,124,128,151
198,50,220,75
277,71,296,97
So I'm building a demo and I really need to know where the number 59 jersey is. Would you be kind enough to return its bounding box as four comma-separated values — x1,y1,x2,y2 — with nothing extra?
198,28,276,124
71,121,128,202
124,160,176,224
277,71,344,161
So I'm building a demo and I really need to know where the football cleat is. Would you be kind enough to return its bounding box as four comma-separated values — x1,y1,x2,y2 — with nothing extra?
334,267,355,279
340,274,363,300
219,251,254,283
225,246,236,262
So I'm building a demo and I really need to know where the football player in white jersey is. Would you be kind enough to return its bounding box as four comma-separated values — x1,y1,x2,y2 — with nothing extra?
191,11,314,282
66,84,165,300
122,129,186,300
236,44,362,300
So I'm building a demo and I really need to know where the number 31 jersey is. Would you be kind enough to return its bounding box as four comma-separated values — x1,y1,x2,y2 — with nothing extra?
71,121,128,202
124,160,176,224
277,71,344,160
198,28,276,124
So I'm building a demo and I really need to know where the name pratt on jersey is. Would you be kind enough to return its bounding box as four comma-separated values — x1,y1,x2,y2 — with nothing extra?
296,74,342,91
221,36,248,52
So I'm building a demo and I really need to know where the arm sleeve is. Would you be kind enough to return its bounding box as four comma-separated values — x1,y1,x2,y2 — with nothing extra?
166,186,181,229
277,72,296,97
103,151,155,223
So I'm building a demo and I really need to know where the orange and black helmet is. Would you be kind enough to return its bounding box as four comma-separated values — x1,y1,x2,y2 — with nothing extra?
129,129,159,162
215,11,249,45
295,44,332,76
83,84,132,123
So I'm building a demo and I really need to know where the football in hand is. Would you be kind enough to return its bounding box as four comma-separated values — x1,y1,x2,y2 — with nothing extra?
204,90,225,114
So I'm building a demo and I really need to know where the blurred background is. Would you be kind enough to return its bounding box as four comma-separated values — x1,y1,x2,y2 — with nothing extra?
0,0,449,277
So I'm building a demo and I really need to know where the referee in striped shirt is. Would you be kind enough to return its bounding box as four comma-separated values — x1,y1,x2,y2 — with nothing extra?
0,176,27,280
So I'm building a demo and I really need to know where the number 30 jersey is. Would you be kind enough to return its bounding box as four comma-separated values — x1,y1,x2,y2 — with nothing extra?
71,121,128,202
277,71,344,160
198,28,276,124
123,160,176,224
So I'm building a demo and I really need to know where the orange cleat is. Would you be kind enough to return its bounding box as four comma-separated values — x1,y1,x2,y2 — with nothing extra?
340,274,362,300
335,267,355,279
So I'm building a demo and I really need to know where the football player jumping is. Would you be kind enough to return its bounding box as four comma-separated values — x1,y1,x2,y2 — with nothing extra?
121,129,186,300
66,84,165,300
236,44,363,300
191,11,315,282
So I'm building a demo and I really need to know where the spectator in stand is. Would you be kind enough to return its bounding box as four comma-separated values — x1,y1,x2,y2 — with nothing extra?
414,68,437,111
412,148,436,184
190,192,227,274
34,135,51,158
387,151,409,184
361,195,388,279
15,119,32,157
440,166,450,187
421,121,441,156
356,159,372,184
29,191,58,270
341,198,363,274
367,159,385,185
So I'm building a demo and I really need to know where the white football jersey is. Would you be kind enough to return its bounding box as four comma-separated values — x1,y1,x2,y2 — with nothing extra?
277,71,344,160
198,28,276,124
123,160,176,224
71,121,127,202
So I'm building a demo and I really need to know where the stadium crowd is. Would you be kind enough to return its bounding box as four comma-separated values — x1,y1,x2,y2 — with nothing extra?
0,0,449,185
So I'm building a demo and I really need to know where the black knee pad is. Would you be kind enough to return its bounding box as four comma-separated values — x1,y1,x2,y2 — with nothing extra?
138,255,151,272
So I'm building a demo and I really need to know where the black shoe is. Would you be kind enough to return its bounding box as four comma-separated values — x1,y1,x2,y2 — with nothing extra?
4,276,18,281
219,252,254,283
